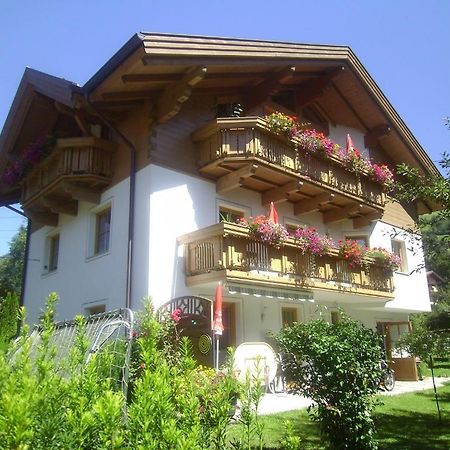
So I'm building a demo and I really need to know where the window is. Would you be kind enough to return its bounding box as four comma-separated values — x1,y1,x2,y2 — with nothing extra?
85,304,106,316
391,239,408,273
344,235,368,247
48,234,60,272
331,311,340,325
218,205,245,223
95,207,111,255
281,306,298,328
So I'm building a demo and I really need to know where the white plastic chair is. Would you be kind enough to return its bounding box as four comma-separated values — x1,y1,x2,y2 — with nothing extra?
233,342,278,391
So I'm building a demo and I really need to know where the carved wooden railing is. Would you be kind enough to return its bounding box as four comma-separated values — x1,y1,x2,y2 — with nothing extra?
178,222,394,297
21,137,116,206
193,117,385,208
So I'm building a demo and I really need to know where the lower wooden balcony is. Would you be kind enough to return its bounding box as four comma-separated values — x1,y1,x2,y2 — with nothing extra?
21,137,116,225
192,117,385,227
178,222,395,299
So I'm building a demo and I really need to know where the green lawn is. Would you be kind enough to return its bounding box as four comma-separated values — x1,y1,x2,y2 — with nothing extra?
229,382,450,449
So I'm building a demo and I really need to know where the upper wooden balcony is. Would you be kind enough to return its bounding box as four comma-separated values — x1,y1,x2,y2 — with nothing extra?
178,222,395,299
21,137,116,225
192,117,386,227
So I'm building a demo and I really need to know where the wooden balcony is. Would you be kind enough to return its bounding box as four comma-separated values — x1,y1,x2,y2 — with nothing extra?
192,117,385,227
21,137,116,225
178,222,394,298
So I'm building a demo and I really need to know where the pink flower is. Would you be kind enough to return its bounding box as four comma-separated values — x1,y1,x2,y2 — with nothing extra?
171,308,182,322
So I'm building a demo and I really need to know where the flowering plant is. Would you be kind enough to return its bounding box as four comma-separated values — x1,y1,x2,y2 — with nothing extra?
296,129,340,158
368,163,395,192
237,215,289,247
339,146,371,174
292,226,335,255
366,247,401,271
2,135,54,186
264,112,299,138
338,239,368,268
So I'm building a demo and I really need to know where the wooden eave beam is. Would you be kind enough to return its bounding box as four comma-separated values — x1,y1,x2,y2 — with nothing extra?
353,210,383,229
244,66,296,112
364,124,391,148
41,198,78,216
54,101,91,136
216,164,258,194
157,66,207,123
62,182,101,204
323,203,363,224
295,66,345,108
262,180,303,205
294,192,335,216
26,210,59,227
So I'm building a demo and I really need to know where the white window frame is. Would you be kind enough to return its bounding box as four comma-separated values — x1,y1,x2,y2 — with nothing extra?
84,300,107,316
216,200,250,223
280,302,303,328
87,200,112,260
42,228,61,275
391,239,408,274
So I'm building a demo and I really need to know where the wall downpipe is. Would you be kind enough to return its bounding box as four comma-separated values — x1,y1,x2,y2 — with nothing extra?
83,96,136,310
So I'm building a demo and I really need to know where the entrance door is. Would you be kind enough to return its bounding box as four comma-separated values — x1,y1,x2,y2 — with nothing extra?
218,302,236,365
377,321,418,381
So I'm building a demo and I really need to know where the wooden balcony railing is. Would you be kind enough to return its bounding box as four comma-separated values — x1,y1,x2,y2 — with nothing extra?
21,137,116,209
178,222,395,298
192,117,385,212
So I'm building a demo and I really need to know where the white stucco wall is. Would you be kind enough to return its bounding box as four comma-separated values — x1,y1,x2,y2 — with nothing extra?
23,179,130,325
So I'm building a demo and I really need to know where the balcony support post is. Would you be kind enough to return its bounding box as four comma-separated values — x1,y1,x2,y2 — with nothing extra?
353,210,383,229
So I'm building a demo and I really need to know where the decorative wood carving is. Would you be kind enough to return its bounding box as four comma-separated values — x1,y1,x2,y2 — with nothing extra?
262,180,303,205
216,164,258,194
323,203,363,224
294,192,335,215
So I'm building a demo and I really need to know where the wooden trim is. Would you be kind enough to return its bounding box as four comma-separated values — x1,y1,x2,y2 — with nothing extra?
262,180,304,205
216,164,258,194
323,203,363,224
353,211,383,229
157,66,207,123
294,192,335,215
364,124,391,148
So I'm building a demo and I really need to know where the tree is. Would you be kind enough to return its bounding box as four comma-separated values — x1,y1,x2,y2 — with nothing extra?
0,225,26,299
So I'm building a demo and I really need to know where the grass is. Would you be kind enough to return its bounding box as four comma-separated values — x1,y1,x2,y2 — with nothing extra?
229,382,450,449
419,359,450,378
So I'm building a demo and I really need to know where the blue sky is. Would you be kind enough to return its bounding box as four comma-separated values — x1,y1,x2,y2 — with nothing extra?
0,0,449,255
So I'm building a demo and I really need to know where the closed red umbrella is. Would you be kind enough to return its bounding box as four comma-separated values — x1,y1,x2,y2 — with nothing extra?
267,201,279,224
346,133,355,152
213,282,224,370
213,282,224,335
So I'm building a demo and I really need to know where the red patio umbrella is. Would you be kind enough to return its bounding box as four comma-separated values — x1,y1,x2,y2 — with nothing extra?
212,282,224,336
213,282,224,370
267,201,279,224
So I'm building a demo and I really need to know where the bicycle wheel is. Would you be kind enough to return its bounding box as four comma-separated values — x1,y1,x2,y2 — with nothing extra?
383,371,395,391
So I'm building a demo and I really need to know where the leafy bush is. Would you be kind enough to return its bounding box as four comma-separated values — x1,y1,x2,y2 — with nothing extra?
0,293,19,345
0,295,259,450
276,314,383,450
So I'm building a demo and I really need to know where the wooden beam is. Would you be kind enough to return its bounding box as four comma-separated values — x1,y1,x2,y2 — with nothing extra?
295,66,345,108
353,210,383,229
364,124,391,148
216,164,258,194
331,82,369,131
245,66,296,112
294,192,335,215
122,70,322,84
262,180,303,205
41,198,78,216
54,101,91,136
102,89,160,100
323,203,363,224
62,182,101,204
157,66,207,123
26,210,59,227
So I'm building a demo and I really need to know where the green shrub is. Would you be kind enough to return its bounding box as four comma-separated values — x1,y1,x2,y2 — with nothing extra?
0,295,253,450
276,314,383,450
